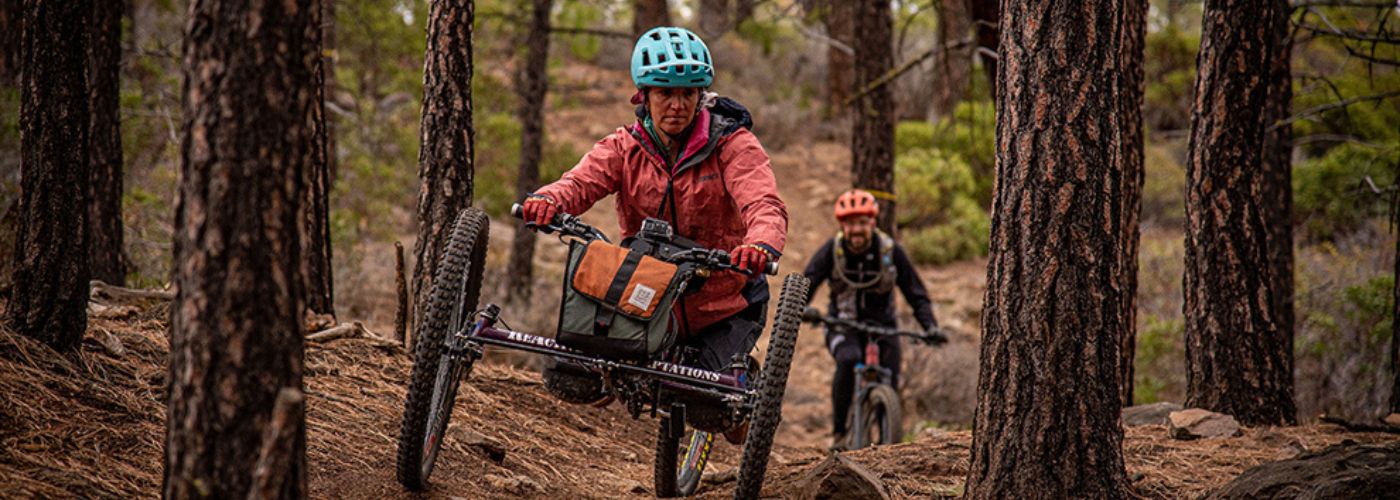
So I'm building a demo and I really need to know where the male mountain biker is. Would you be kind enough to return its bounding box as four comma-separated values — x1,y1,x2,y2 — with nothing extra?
520,27,787,429
802,189,941,449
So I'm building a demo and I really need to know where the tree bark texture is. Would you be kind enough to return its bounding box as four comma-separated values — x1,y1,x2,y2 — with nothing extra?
823,0,855,112
11,0,91,351
930,0,972,120
0,0,19,83
1262,1,1293,367
969,0,997,99
633,0,671,38
698,0,730,38
1183,0,1296,426
88,0,125,286
1393,201,1399,414
304,0,335,317
966,1,1130,498
413,0,475,331
1117,0,1146,407
164,0,314,497
506,0,552,303
851,0,895,234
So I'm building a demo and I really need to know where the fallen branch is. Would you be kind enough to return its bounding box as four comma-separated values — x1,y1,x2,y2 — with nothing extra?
307,321,402,350
89,280,174,301
1319,414,1400,434
551,26,631,39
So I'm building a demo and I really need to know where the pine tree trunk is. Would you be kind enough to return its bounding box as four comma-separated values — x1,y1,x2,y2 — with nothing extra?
506,0,551,303
0,0,19,84
698,0,730,38
969,0,997,99
1262,0,1294,369
10,0,91,351
930,0,971,121
966,1,1129,497
1183,0,1296,426
304,0,335,318
1117,0,1146,408
633,0,671,38
88,0,124,286
413,0,475,331
824,0,855,112
1393,208,1399,414
164,0,314,497
851,0,895,234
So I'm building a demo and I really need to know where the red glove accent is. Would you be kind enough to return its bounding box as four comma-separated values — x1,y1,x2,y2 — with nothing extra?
730,245,770,274
521,196,559,227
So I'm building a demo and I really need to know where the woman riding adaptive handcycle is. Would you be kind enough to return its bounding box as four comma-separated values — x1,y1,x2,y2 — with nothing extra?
394,208,807,498
396,27,805,498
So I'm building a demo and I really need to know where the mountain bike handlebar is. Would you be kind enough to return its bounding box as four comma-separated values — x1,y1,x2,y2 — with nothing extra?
510,203,778,276
800,306,948,346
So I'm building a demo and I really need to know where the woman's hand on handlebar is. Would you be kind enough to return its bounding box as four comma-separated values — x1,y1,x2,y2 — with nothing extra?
729,245,770,275
520,195,559,227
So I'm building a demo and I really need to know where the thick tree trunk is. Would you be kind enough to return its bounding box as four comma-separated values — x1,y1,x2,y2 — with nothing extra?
506,0,552,303
930,0,972,120
851,0,895,234
1183,0,1296,426
1262,0,1294,372
1,0,19,83
413,0,475,331
1117,0,1146,407
633,0,671,38
164,0,314,497
305,0,335,318
10,0,91,351
969,0,997,99
699,0,730,38
88,0,124,286
1393,206,1399,414
824,1,855,112
966,1,1129,498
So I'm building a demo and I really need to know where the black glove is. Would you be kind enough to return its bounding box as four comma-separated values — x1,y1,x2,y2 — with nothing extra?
801,306,824,324
921,325,948,346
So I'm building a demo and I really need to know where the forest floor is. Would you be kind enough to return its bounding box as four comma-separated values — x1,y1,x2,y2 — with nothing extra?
2,302,1398,499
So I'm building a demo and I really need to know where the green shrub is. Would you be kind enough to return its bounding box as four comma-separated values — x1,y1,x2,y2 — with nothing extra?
1292,143,1398,241
1343,274,1394,346
894,148,989,265
1133,315,1184,405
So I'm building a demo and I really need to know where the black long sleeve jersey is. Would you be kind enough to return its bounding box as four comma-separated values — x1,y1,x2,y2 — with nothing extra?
801,236,938,331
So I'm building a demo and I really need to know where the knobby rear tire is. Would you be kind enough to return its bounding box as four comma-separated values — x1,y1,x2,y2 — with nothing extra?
395,208,489,490
733,273,808,499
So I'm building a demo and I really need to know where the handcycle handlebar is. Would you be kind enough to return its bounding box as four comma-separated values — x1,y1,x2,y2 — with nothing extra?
800,306,948,346
510,202,778,276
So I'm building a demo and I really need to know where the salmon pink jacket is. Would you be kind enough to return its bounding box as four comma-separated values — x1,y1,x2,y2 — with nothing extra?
534,98,788,333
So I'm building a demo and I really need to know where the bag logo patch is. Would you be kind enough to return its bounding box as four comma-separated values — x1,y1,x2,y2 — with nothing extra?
628,284,656,312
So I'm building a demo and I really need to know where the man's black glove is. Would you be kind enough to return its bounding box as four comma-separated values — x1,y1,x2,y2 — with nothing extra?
801,306,824,324
921,325,948,346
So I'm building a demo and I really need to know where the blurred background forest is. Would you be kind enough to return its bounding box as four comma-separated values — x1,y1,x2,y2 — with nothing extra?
1,0,1397,426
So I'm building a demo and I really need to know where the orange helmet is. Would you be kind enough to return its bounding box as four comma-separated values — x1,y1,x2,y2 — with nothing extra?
834,189,878,220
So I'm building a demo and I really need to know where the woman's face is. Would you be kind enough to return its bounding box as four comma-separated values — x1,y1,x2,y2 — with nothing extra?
646,87,701,136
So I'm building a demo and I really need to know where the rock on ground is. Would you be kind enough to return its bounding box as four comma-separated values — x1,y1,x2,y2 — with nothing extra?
1123,402,1183,427
794,453,891,500
1169,408,1242,440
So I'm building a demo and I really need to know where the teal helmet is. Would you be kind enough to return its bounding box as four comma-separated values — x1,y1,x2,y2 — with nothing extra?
630,27,713,88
